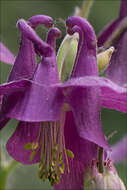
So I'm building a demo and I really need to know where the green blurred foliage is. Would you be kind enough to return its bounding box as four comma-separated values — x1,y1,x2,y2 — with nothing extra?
0,0,126,189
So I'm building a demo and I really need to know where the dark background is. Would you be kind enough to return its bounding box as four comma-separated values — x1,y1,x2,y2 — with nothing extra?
0,0,127,189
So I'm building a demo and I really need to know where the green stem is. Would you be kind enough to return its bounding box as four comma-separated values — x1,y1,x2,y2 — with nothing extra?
7,160,19,173
0,168,8,190
98,147,104,173
0,161,19,190
80,0,94,19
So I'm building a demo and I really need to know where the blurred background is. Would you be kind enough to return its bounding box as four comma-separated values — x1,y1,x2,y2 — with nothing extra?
0,0,127,189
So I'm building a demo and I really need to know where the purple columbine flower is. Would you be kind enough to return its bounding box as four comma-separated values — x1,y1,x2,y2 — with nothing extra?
0,16,127,188
98,0,127,86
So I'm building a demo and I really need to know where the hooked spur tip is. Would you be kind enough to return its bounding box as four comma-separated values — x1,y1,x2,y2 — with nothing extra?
48,27,62,39
66,17,73,28
28,15,53,28
67,25,81,36
17,18,53,57
17,19,29,33
16,18,25,27
17,18,36,39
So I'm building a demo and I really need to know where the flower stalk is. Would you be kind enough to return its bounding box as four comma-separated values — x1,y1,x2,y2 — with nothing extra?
75,0,94,19
97,147,104,173
0,148,18,190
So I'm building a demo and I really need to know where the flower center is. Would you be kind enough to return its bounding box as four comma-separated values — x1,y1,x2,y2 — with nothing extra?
39,121,66,185
24,118,74,186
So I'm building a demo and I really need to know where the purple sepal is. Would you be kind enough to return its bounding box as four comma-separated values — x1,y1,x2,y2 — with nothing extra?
6,121,40,164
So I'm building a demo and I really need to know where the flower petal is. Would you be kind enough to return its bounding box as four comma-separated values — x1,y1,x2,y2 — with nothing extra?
0,79,29,95
64,111,98,163
61,76,127,113
1,21,60,122
0,79,29,128
64,85,110,150
8,35,36,82
3,56,63,121
54,159,85,190
3,26,64,122
6,121,40,164
111,136,127,163
66,16,98,77
101,79,127,113
0,42,15,65
0,20,36,126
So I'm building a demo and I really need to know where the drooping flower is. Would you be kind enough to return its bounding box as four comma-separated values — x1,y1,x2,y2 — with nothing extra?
0,16,127,189
54,16,127,189
98,0,127,86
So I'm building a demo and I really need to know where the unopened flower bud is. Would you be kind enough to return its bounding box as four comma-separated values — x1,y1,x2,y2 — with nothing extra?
97,46,114,73
84,159,126,190
57,34,78,82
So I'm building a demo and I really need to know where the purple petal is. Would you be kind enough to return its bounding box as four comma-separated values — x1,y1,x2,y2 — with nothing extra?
0,79,29,95
1,19,55,121
106,31,127,86
5,84,63,122
3,28,64,122
0,42,15,65
101,79,127,112
64,111,98,163
54,159,85,190
66,16,98,77
61,76,127,113
6,121,40,164
4,59,63,121
0,80,29,126
64,85,110,150
8,15,53,81
111,136,127,163
1,19,37,121
8,35,36,82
